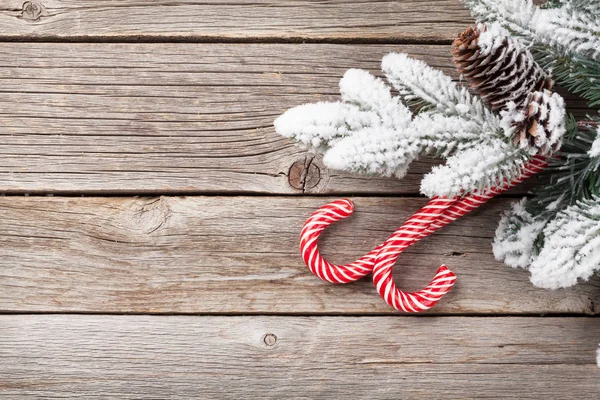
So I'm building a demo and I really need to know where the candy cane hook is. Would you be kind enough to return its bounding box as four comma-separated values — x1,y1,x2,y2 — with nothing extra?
371,197,460,312
371,155,549,312
300,199,384,283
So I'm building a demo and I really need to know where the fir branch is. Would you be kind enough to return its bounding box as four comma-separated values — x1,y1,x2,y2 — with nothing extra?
493,198,549,269
543,1,600,12
533,45,600,107
381,53,496,124
274,101,378,151
464,0,600,60
529,196,600,289
420,139,532,198
276,60,504,181
494,116,600,288
524,115,600,215
322,115,484,179
322,126,419,178
409,114,485,157
339,68,412,128
494,195,600,289
274,69,411,151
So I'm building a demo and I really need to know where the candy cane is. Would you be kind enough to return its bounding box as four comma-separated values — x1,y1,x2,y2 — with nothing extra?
372,155,548,312
299,155,547,310
370,198,458,312
299,199,383,283
300,197,457,283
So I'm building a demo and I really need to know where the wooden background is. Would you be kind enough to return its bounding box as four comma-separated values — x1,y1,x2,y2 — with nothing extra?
0,0,598,398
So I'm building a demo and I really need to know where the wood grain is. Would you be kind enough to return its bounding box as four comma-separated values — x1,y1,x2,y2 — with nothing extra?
2,196,598,314
1,315,599,398
0,0,472,42
0,42,447,195
0,42,588,194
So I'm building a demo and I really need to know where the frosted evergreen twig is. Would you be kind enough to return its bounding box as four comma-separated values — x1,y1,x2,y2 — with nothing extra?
382,53,497,125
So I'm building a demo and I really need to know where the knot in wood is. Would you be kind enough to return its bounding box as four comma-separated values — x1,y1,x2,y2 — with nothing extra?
263,333,277,347
124,197,171,235
21,1,45,21
288,157,320,191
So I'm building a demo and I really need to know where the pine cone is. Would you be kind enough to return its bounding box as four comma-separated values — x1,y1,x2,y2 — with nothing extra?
501,90,566,155
452,24,553,111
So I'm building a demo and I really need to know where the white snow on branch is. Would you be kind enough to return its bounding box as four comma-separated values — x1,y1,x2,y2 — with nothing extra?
464,0,600,61
493,198,548,268
276,50,547,201
528,196,600,289
275,62,507,183
274,69,411,151
274,102,373,150
382,53,496,124
409,114,485,157
588,127,600,158
323,126,418,178
340,69,411,128
420,140,530,198
321,114,485,178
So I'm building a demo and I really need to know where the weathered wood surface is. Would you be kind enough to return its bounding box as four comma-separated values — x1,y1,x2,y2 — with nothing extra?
1,0,598,395
1,315,598,398
0,0,472,42
0,43,448,195
2,196,598,314
0,43,588,195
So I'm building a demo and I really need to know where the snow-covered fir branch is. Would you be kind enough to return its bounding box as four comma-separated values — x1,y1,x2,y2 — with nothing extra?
420,140,531,198
493,198,549,269
464,0,600,61
544,0,599,12
464,0,600,107
588,127,600,158
323,114,485,178
382,53,497,125
409,114,485,157
529,196,600,289
322,126,419,178
526,117,600,213
495,193,600,289
274,69,412,151
275,62,505,185
535,47,600,107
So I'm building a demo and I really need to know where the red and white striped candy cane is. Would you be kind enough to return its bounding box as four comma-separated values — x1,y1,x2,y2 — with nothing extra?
299,197,456,284
371,198,459,312
299,155,548,310
300,199,384,283
372,155,548,312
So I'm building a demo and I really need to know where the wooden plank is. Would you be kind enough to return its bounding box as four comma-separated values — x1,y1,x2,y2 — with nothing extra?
1,315,598,398
1,196,598,314
0,0,472,42
0,43,588,194
0,43,447,195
